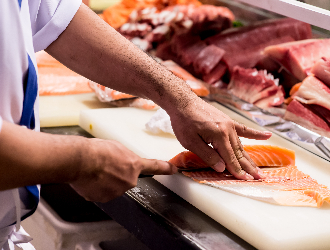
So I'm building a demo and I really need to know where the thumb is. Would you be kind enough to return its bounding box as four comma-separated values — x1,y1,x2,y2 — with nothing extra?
140,158,178,175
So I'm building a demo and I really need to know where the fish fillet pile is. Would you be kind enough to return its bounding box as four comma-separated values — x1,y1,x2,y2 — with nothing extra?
36,51,93,95
101,0,202,29
169,145,330,208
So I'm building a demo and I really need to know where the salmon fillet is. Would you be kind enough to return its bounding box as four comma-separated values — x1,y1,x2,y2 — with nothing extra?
244,145,295,167
36,51,93,95
169,145,330,207
170,145,295,169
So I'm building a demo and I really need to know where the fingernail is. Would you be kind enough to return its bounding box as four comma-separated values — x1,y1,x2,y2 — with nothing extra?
212,160,225,172
245,173,254,180
264,131,272,136
256,167,267,178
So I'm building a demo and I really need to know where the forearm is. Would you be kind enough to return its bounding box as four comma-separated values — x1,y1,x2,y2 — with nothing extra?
0,121,87,190
45,4,197,114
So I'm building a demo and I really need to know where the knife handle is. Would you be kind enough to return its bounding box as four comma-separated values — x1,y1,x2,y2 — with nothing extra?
138,174,154,178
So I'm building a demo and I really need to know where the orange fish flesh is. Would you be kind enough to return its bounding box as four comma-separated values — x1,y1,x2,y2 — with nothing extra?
169,145,330,207
244,145,295,167
170,145,296,169
36,51,93,95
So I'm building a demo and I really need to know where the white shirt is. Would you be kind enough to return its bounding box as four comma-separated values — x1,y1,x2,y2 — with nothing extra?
0,0,81,233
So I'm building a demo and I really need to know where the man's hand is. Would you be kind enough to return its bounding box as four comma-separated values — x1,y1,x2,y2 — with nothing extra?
0,121,176,202
168,96,272,180
70,139,177,202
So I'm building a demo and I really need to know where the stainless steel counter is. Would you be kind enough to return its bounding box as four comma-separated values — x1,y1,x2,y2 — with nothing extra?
41,126,255,250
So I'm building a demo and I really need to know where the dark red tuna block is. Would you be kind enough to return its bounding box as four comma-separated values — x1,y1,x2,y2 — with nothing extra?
155,41,179,62
193,45,225,75
205,18,311,54
222,36,295,73
265,39,330,81
228,66,284,109
284,100,330,138
311,57,330,88
170,33,207,67
204,18,311,74
202,62,227,85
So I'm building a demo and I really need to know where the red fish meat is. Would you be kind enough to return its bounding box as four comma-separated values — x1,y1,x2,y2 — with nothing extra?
227,66,284,109
264,39,330,81
311,57,330,88
284,99,330,138
291,75,330,111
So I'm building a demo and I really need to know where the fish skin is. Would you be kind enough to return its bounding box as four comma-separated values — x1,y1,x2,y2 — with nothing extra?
182,166,330,208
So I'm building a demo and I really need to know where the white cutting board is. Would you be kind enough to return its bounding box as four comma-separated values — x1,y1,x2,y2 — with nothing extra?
39,93,110,127
79,103,330,250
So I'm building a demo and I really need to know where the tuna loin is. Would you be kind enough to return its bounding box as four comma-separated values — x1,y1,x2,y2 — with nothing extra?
311,57,330,88
193,45,225,75
284,100,330,138
291,75,330,111
264,39,330,81
205,18,312,73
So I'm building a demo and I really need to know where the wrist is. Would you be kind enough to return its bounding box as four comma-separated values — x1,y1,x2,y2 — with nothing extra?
161,89,199,117
69,137,101,184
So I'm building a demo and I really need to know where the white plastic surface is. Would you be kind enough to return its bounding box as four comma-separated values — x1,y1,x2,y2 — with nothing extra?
79,103,330,250
235,0,330,31
39,93,110,127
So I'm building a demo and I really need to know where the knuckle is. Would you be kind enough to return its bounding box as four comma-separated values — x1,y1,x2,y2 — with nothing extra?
214,124,227,137
152,159,160,169
231,121,236,130
238,143,244,151
229,153,237,165
218,128,227,137
129,157,141,172
234,167,242,174
240,124,248,133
